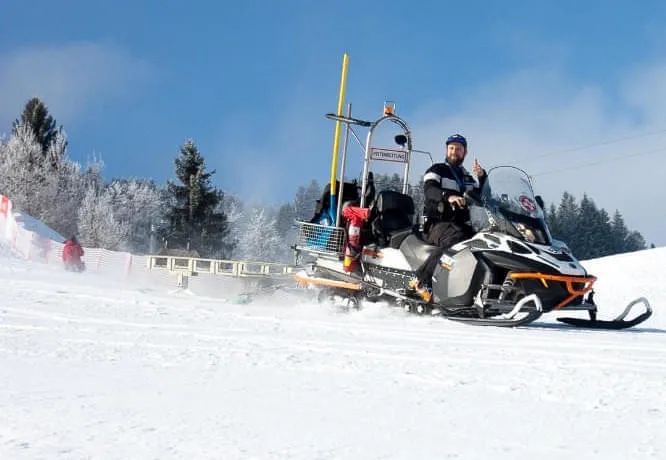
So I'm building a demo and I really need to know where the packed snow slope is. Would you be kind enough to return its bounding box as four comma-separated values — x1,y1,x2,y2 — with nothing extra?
1,244,665,459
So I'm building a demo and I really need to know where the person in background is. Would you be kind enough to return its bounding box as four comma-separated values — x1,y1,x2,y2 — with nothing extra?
62,236,85,272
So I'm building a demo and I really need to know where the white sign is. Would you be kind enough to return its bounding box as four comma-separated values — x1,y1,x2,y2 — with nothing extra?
370,147,409,163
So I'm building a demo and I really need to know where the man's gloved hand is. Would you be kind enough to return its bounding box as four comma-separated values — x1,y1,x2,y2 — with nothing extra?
448,195,466,209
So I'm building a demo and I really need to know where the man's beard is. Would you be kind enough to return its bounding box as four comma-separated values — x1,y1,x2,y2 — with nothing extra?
447,155,464,166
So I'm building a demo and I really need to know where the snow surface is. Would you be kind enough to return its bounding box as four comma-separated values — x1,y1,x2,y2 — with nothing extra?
1,242,665,459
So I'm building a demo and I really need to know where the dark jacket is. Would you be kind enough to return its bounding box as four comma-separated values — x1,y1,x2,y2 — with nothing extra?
422,160,486,226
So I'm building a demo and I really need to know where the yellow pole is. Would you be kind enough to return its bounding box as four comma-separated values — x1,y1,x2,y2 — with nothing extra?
329,53,349,224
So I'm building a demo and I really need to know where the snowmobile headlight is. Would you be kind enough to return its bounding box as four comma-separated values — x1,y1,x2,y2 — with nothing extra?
512,221,536,243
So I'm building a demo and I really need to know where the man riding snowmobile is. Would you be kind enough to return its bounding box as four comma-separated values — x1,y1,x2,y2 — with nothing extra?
410,134,486,302
292,106,652,330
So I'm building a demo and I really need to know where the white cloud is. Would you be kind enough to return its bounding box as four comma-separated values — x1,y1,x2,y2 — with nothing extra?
210,77,340,205
0,42,151,129
622,63,666,124
406,62,666,246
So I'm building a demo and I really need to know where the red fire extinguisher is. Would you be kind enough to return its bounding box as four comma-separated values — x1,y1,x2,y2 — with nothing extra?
342,206,369,273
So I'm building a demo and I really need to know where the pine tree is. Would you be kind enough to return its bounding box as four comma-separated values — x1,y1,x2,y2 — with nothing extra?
610,210,630,254
595,208,613,256
553,192,580,252
165,139,230,258
409,177,425,216
546,202,560,238
373,173,403,193
293,179,321,221
389,173,404,192
625,231,646,253
276,203,297,238
577,194,613,259
12,97,67,164
545,191,647,259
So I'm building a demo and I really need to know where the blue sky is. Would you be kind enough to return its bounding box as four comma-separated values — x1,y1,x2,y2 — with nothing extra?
2,0,666,244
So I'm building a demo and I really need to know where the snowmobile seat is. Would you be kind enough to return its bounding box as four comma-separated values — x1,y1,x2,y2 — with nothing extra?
399,234,440,271
368,190,415,248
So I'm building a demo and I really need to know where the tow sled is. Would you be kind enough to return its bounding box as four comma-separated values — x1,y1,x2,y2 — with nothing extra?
288,102,653,330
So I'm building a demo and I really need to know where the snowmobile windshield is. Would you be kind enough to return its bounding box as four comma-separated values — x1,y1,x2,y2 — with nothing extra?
480,166,552,246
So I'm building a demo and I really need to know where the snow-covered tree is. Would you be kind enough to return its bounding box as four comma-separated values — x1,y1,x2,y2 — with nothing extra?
293,179,321,221
0,124,84,236
233,206,284,262
408,177,425,219
106,178,167,254
373,173,403,193
275,203,296,237
77,186,129,250
42,160,86,238
216,193,244,255
0,124,51,211
12,96,68,163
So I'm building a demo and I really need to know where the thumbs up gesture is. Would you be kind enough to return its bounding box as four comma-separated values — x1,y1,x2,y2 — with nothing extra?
472,158,485,177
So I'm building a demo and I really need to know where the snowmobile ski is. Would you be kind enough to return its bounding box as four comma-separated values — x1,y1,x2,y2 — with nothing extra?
440,293,544,327
444,309,543,327
398,293,544,327
556,297,652,330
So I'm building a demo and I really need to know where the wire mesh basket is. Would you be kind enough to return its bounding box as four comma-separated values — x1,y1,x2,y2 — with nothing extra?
294,221,345,257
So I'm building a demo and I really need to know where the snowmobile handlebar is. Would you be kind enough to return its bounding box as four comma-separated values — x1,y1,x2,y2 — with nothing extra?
464,190,483,207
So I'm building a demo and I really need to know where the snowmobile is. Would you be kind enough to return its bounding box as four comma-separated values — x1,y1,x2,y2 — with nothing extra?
292,106,652,329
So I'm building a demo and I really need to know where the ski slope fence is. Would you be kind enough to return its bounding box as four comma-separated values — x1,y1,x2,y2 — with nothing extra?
0,194,298,297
